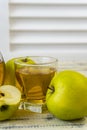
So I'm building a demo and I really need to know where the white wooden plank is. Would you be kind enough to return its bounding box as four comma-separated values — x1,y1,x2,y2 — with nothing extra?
9,0,87,5
10,18,87,31
10,31,87,44
10,44,87,62
9,4,87,18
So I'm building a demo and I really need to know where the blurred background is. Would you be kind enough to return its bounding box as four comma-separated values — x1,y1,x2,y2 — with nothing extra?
0,0,87,62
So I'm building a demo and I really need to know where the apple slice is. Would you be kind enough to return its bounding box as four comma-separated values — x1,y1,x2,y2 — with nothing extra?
0,85,21,121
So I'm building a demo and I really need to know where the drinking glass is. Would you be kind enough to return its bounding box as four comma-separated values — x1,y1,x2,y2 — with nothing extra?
14,56,58,113
0,51,5,86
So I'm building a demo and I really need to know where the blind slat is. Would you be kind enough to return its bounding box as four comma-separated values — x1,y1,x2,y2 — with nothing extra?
9,0,87,4
10,4,87,18
10,31,87,44
10,18,87,31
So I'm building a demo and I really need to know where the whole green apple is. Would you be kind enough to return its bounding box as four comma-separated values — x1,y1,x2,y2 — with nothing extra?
4,57,35,85
4,58,16,85
46,70,87,120
0,85,21,120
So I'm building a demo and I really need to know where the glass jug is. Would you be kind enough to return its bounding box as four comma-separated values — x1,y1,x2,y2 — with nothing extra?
0,52,5,86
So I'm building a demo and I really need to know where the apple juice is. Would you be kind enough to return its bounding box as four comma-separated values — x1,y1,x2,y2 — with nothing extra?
0,61,5,86
15,66,56,104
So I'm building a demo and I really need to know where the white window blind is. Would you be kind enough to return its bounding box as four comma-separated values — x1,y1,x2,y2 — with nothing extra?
9,0,87,61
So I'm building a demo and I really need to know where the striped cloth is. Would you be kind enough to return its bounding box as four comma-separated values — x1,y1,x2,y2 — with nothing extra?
0,109,86,130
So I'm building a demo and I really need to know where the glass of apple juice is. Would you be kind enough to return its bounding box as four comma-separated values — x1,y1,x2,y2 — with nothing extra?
14,56,58,113
0,51,5,86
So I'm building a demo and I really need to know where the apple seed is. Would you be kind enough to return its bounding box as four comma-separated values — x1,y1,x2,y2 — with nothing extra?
0,105,9,111
0,92,5,98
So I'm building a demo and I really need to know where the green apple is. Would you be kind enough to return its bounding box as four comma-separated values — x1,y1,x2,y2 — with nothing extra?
15,57,35,65
4,57,35,85
0,85,21,121
46,70,87,120
4,58,16,85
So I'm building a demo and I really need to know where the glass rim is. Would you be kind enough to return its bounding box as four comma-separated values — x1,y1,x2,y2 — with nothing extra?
14,56,58,66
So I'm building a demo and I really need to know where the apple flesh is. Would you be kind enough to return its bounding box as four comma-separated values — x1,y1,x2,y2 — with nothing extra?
46,70,87,120
0,85,21,121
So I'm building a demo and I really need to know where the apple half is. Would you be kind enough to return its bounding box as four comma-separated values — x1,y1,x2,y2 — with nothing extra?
0,85,21,121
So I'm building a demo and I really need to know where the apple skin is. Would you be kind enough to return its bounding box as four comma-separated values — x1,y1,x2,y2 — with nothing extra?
0,104,19,121
46,70,87,120
4,57,35,85
4,58,16,85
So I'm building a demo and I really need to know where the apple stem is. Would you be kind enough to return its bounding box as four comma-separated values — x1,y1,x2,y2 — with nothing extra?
48,85,55,92
22,58,28,62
